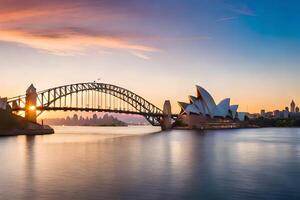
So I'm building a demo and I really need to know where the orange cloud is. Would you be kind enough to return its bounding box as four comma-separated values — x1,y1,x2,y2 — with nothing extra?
0,9,49,23
0,28,159,57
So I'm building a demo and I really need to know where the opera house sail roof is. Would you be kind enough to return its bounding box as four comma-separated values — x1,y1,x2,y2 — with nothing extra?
178,85,245,121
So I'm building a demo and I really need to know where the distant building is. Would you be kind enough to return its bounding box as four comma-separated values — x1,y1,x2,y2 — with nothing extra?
285,107,289,112
73,114,78,121
246,113,260,119
273,110,280,118
0,97,7,110
93,114,98,120
261,110,266,117
42,113,127,126
283,110,289,119
291,100,296,113
290,112,300,119
264,112,274,118
260,100,300,120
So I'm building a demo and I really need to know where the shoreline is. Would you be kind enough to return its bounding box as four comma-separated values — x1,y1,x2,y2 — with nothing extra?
0,126,54,136
172,126,259,131
172,125,300,131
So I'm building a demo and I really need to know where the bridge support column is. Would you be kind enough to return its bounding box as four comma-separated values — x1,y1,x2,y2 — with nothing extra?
161,100,172,130
25,84,38,123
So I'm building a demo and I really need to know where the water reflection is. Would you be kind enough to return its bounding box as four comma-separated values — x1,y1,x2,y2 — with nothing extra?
40,126,161,143
0,127,299,199
23,136,36,200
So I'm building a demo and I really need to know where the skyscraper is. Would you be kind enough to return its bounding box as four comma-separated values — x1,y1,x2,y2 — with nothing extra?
291,100,296,113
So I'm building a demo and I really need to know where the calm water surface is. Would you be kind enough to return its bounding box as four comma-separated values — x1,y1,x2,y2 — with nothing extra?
0,126,300,200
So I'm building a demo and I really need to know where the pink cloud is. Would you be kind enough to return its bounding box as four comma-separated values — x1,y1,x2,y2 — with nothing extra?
0,0,159,59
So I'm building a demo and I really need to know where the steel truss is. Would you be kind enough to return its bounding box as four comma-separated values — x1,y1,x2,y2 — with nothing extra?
7,82,163,126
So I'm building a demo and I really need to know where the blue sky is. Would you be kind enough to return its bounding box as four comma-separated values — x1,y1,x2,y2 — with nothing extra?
0,0,299,113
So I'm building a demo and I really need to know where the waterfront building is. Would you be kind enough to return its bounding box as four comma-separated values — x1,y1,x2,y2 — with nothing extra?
178,85,246,124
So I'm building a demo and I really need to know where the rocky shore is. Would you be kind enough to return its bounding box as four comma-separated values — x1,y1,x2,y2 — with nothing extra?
0,109,54,136
0,126,54,136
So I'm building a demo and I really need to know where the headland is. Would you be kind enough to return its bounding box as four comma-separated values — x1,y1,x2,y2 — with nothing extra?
0,109,54,136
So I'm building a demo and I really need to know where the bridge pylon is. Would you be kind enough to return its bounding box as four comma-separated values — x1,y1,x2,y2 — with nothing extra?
161,100,172,130
25,84,37,123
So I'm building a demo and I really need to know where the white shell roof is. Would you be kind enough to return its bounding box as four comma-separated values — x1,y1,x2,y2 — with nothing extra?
212,98,231,118
189,96,206,115
212,107,226,117
218,98,230,111
178,85,241,120
185,104,201,114
230,105,239,118
196,85,216,117
178,102,189,110
178,101,201,115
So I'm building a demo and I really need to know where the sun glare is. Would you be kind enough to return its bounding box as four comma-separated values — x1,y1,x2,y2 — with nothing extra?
29,105,36,111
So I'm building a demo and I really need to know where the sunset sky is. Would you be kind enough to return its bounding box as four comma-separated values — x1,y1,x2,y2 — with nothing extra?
1,0,300,114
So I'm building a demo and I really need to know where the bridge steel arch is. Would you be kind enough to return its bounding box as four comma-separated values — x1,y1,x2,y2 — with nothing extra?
7,82,164,126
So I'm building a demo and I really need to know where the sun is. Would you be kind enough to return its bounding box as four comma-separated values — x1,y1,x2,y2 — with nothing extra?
29,105,36,111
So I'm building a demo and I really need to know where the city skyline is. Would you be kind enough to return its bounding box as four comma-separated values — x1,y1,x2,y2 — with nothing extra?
1,0,300,114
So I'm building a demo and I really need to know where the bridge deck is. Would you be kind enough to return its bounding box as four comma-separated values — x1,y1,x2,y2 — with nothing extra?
13,107,164,117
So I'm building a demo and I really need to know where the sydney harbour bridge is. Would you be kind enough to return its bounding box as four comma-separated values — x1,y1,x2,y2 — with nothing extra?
7,82,174,128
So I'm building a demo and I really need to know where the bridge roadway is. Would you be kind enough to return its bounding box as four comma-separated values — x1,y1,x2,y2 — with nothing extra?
13,107,165,117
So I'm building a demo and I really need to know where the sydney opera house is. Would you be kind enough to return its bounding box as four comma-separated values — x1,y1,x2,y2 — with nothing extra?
177,85,246,129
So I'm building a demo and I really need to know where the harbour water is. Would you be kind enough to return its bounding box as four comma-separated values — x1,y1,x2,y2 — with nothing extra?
0,126,299,200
